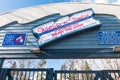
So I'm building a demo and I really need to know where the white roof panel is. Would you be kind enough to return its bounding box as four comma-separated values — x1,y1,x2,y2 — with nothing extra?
0,2,120,27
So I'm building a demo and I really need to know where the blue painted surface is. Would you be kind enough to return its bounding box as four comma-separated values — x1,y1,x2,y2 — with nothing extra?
2,33,27,46
98,31,120,44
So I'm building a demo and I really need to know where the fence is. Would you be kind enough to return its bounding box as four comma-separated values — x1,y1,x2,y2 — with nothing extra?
0,68,120,80
54,70,100,80
0,68,53,80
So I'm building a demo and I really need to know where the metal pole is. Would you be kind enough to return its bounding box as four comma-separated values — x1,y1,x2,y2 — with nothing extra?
0,59,5,80
0,58,4,68
46,68,54,80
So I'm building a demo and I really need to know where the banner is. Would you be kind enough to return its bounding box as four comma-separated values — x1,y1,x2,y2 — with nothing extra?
32,8,101,46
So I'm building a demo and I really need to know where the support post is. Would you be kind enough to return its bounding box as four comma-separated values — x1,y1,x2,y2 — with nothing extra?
0,58,4,68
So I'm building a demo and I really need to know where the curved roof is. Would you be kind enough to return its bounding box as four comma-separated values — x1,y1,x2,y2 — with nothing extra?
0,2,120,27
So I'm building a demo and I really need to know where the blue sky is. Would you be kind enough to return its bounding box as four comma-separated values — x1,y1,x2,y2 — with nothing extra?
3,59,65,70
0,0,120,13
0,0,69,13
46,59,65,70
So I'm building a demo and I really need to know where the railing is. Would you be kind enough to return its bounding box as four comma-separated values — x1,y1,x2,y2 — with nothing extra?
0,68,120,80
0,68,53,80
102,70,120,80
54,70,120,80
54,70,100,80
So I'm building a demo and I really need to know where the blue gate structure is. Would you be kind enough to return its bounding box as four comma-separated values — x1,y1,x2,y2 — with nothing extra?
1,12,120,59
0,68,120,80
1,2,120,80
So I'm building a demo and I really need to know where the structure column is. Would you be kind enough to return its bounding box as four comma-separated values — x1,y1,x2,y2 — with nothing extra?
0,58,4,68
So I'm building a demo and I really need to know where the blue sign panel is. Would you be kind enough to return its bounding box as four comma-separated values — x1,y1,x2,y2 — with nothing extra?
2,33,27,46
97,31,120,44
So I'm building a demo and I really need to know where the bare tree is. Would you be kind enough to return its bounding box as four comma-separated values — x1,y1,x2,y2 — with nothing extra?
62,59,93,80
11,62,17,69
61,63,67,70
91,59,120,80
93,59,120,70
38,59,46,68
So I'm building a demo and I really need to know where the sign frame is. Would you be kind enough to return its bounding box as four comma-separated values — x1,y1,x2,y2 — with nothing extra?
32,8,101,47
2,33,27,46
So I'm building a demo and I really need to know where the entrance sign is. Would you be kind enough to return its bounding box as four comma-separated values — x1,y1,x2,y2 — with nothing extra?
2,33,27,46
97,31,120,44
33,9,101,46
